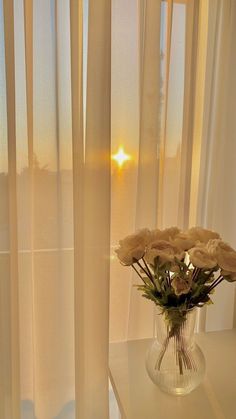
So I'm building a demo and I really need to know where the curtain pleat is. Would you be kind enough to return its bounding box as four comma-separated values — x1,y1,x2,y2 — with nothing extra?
127,0,161,340
82,0,111,416
71,0,111,418
177,0,199,229
194,0,236,332
24,0,33,170
110,0,140,343
157,0,173,229
2,0,21,417
70,0,84,418
136,0,161,229
22,0,36,409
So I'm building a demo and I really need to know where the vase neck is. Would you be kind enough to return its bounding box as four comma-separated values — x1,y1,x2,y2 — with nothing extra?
155,308,197,344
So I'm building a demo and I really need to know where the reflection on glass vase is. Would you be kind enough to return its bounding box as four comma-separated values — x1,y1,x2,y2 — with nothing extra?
146,308,205,395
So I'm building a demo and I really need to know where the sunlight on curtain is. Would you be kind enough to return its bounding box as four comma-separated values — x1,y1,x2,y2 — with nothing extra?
127,0,162,340
110,0,139,342
110,0,236,343
110,0,191,341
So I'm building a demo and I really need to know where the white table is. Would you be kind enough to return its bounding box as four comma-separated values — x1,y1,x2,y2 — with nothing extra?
109,329,236,419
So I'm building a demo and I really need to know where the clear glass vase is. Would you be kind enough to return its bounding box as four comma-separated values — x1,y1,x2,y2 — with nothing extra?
146,308,205,395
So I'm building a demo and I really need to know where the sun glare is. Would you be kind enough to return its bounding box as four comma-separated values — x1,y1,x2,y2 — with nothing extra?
111,146,131,168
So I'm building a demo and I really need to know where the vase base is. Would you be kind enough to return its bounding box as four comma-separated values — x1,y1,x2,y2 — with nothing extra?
154,380,202,396
146,366,205,395
145,341,206,396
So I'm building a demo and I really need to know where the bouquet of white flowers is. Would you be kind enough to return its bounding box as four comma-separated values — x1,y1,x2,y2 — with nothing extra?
116,226,236,373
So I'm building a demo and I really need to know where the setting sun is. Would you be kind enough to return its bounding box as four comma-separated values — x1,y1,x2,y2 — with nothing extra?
111,146,131,168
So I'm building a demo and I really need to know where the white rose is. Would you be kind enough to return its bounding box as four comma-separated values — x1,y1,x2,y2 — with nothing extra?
145,240,185,266
221,270,236,282
150,227,180,243
207,239,236,272
186,227,220,244
116,245,146,265
207,239,234,255
188,246,217,269
171,276,192,296
171,232,195,251
115,228,151,265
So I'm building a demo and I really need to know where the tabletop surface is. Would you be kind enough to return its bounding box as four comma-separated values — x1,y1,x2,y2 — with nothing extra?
109,329,236,419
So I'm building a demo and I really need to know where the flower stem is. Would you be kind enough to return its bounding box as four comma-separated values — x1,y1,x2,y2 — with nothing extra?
192,267,200,282
142,257,153,278
138,259,158,290
137,260,154,281
207,275,224,293
132,264,147,284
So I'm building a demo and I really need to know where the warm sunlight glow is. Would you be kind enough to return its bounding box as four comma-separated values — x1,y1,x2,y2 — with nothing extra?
111,146,131,168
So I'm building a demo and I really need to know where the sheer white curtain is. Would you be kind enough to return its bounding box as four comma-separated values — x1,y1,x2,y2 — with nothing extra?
1,0,236,416
110,0,236,342
192,0,236,331
110,0,199,341
0,0,110,418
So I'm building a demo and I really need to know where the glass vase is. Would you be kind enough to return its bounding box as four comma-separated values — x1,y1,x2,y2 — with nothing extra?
146,308,205,395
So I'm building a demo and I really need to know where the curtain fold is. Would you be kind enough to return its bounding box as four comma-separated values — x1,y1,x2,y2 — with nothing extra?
127,0,161,340
177,0,199,229
70,1,84,418
72,0,111,417
2,0,21,416
194,0,236,331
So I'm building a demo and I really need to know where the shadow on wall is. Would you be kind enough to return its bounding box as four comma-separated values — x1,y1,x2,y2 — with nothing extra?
21,400,37,419
21,400,75,419
21,392,120,419
53,401,75,419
